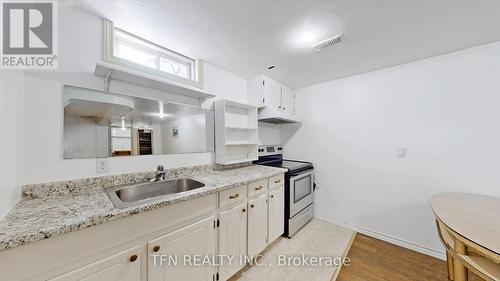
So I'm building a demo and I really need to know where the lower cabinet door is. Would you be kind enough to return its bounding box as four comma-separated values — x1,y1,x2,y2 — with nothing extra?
247,195,268,258
218,203,247,281
148,216,216,281
48,246,141,281
268,186,285,243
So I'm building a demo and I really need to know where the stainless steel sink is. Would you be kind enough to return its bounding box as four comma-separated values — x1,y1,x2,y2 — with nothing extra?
105,177,206,209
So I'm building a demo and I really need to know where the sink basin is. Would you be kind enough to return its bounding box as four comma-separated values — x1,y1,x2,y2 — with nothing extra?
105,177,206,208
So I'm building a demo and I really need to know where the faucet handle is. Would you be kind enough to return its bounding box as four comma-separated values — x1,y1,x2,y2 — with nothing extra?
151,165,166,182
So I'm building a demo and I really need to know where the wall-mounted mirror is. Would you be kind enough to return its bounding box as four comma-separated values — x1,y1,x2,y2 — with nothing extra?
63,85,214,159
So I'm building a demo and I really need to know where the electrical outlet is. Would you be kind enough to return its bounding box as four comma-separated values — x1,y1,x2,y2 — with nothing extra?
398,147,407,158
96,158,109,173
314,175,320,190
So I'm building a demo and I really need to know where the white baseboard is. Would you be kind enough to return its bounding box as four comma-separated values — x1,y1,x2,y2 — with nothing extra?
314,214,446,260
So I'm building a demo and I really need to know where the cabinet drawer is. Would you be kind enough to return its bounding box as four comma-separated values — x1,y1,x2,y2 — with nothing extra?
248,179,268,198
269,174,284,190
219,185,247,208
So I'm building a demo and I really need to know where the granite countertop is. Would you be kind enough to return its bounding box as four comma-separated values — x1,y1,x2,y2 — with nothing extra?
0,165,286,252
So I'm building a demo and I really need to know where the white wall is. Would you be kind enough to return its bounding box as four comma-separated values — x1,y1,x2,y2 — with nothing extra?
257,122,281,145
203,63,248,104
0,1,247,218
151,123,163,155
161,114,207,154
284,41,500,259
0,72,24,218
64,115,109,158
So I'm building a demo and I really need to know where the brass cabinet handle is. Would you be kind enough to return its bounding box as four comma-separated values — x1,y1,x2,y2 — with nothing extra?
229,193,239,199
242,208,246,212
255,186,263,191
129,255,138,262
274,180,281,184
153,246,160,252
250,204,255,208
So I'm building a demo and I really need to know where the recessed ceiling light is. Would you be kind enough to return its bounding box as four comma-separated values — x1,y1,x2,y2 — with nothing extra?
268,65,275,70
292,27,323,48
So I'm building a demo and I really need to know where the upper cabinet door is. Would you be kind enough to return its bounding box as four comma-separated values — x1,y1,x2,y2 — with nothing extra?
148,216,216,281
263,77,282,110
248,75,296,115
281,85,294,114
247,76,265,107
48,246,141,281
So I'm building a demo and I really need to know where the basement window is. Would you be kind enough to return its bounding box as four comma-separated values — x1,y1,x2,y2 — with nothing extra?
103,20,202,87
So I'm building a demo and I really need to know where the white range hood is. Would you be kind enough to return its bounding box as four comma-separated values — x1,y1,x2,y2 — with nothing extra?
258,109,301,124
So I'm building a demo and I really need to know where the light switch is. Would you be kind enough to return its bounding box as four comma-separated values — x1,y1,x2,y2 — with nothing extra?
398,147,407,158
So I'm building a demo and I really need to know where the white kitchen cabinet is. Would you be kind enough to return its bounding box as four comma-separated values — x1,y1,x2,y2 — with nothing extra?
247,75,300,123
281,85,294,114
218,203,247,281
48,246,141,281
247,76,265,107
263,76,282,110
248,75,280,108
148,216,216,281
247,195,268,258
248,75,287,110
268,186,285,243
2,173,288,281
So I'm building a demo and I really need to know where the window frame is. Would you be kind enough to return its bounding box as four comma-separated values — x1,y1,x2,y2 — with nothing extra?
103,20,203,89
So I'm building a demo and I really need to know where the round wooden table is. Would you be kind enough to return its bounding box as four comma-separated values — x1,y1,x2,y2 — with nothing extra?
431,193,500,281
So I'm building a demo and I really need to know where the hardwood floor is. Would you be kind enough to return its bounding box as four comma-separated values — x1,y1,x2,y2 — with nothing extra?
337,233,482,281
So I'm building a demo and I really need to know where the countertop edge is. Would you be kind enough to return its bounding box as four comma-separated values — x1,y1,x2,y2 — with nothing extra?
0,166,286,252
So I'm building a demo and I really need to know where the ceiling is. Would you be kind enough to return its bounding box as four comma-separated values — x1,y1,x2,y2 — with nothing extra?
78,0,500,89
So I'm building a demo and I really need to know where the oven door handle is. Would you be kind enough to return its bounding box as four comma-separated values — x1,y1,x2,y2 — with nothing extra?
290,170,314,181
290,170,314,179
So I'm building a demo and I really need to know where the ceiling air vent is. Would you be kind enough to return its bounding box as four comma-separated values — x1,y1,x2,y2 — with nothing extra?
311,34,344,50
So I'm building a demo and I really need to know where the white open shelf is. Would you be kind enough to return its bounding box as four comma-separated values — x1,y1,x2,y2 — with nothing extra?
94,62,215,100
223,157,258,165
224,145,258,163
225,128,258,144
226,126,258,130
215,99,258,165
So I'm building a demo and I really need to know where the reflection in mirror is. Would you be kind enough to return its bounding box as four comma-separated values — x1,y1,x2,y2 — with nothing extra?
63,85,214,159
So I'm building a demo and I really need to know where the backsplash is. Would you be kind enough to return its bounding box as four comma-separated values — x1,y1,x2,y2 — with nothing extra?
22,164,214,199
212,161,253,171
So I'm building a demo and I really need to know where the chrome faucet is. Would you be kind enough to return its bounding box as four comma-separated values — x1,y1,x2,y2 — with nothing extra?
151,165,166,182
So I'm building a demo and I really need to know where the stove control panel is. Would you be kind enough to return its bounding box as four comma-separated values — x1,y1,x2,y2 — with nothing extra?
258,145,283,156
